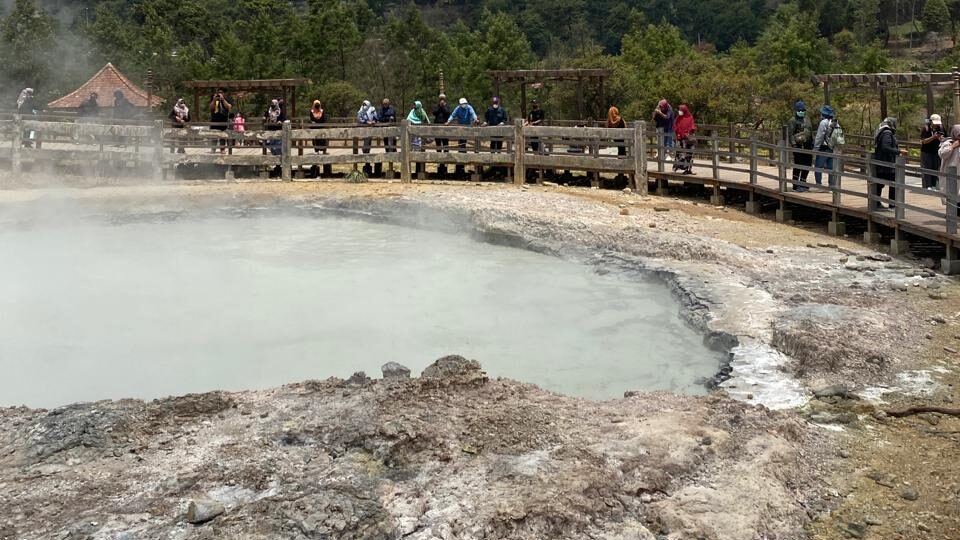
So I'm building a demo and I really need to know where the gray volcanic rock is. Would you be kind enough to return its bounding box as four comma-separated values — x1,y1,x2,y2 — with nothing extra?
0,365,826,540
381,362,411,379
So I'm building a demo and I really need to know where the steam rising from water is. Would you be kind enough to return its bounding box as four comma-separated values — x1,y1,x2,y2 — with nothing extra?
0,213,721,408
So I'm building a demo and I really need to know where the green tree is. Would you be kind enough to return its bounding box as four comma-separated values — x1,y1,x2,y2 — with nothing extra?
921,0,950,34
0,0,56,98
756,4,831,78
849,0,881,43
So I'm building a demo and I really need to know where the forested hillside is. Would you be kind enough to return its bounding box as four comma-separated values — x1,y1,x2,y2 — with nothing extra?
1,0,957,132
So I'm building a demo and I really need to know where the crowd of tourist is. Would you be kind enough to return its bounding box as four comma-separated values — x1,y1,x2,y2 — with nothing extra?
12,85,960,202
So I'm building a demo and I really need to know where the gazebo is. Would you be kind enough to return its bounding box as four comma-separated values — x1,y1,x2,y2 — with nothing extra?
183,79,309,121
48,63,164,111
488,69,611,121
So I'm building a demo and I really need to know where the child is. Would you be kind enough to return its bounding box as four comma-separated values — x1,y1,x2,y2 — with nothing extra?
231,112,246,149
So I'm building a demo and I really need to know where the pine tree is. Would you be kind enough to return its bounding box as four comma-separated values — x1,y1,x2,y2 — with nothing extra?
921,0,950,34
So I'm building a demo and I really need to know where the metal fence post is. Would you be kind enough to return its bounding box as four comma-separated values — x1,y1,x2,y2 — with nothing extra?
894,156,906,220
777,139,788,193
946,166,958,235
399,120,411,182
711,131,720,179
12,114,22,175
281,121,292,181
656,127,665,173
635,121,647,194
831,152,843,205
513,119,524,185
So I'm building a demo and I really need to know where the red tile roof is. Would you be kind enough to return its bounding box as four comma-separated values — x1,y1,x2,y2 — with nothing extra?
47,63,164,109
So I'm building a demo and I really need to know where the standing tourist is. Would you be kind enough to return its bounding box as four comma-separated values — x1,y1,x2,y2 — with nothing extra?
673,103,697,175
407,100,430,176
653,99,675,157
788,100,813,192
939,124,960,205
77,92,100,118
264,99,285,157
209,90,232,153
357,100,378,175
310,100,328,155
483,96,508,178
872,117,900,211
813,105,842,188
446,97,478,178
16,87,37,147
526,99,545,152
433,94,451,175
113,90,136,147
606,106,627,157
920,114,945,190
309,100,331,177
483,96,508,149
169,98,190,154
377,98,397,177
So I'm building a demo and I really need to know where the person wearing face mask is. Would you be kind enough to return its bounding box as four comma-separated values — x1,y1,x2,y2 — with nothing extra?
433,94,451,176
483,97,508,177
788,100,813,192
446,97,478,178
872,117,901,211
920,114,945,190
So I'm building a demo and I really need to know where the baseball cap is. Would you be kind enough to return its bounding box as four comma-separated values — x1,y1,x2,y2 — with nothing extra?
459,98,467,105
931,114,942,126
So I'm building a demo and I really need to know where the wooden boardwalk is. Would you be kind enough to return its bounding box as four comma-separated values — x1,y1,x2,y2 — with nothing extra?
3,116,958,272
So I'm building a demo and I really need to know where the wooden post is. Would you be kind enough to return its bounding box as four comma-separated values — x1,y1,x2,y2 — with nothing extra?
727,122,735,163
831,153,843,205
520,83,527,121
823,81,831,106
400,120,411,183
749,135,758,185
513,119,525,185
656,128,665,173
711,131,720,179
866,155,877,213
576,77,584,120
954,67,960,125
193,90,201,123
12,114,22,175
777,139,788,193
281,121,292,181
635,121,647,194
946,166,958,235
153,120,164,182
894,156,906,220
926,82,935,117
879,83,888,120
590,133,600,188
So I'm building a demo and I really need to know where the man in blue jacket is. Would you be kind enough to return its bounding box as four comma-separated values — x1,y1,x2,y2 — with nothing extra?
447,98,478,178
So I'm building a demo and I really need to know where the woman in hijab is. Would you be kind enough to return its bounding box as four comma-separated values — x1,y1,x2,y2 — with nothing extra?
939,124,960,205
673,103,697,175
357,100,378,158
607,106,627,156
407,100,430,174
872,117,900,211
169,98,190,154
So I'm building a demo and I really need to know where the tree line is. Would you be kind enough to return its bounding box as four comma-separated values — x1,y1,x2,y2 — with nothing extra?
1,0,957,134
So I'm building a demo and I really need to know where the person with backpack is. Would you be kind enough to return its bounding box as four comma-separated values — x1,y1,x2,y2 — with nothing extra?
872,117,900,212
788,100,813,192
446,97,478,178
813,105,843,188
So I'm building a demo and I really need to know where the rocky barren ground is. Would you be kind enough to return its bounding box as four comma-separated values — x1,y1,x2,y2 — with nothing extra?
1,180,958,539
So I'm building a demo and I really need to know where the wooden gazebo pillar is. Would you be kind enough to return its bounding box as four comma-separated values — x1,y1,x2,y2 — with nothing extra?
879,83,888,119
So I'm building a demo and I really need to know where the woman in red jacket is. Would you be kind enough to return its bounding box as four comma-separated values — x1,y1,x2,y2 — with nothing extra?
673,103,697,175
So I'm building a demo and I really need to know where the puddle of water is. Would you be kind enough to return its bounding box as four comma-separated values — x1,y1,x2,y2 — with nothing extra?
0,214,722,408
